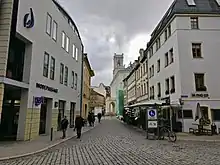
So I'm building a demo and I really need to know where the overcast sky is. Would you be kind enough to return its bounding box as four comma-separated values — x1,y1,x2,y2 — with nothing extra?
58,0,173,86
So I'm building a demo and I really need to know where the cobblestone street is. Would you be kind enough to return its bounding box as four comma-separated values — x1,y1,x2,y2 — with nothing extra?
1,118,220,165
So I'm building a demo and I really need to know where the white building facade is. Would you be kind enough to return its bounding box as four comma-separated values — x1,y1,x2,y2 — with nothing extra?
147,0,220,132
0,0,83,141
124,0,220,132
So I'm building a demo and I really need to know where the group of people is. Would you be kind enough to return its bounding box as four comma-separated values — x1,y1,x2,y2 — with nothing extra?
60,111,103,139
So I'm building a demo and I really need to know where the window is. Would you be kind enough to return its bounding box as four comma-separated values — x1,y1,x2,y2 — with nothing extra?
52,21,57,41
192,43,202,58
46,13,52,35
211,109,220,121
152,65,154,77
145,60,148,73
64,66,68,86
157,82,161,97
146,82,149,94
75,73,78,89
168,25,171,37
170,76,175,93
165,52,169,67
43,52,49,77
60,63,64,84
66,36,70,52
75,47,78,61
61,31,65,49
72,44,75,58
165,78,169,94
149,67,152,78
50,56,55,80
194,73,206,91
156,38,160,50
157,59,160,73
186,0,196,6
71,71,75,88
169,48,174,63
190,17,199,29
164,29,168,41
152,86,154,99
178,110,193,119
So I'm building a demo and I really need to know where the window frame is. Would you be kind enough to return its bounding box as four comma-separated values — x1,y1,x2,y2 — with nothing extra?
75,73,78,90
61,31,66,49
165,78,169,94
165,52,169,67
190,17,199,29
64,66,68,86
169,48,174,64
194,73,205,91
157,59,160,73
192,43,202,58
52,20,57,41
46,13,52,36
60,63,64,84
66,36,70,52
43,52,49,77
71,71,75,88
50,56,55,80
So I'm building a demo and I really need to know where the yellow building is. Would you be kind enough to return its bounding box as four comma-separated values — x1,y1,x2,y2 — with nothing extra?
82,54,94,119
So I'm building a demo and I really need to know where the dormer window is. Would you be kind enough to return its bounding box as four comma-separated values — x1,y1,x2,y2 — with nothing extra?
186,0,196,6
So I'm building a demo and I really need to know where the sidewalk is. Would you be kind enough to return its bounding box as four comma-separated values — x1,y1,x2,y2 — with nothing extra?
177,132,220,142
120,121,220,142
0,124,97,160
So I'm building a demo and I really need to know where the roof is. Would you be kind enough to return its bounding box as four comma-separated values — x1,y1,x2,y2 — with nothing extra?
91,89,105,98
84,53,95,77
148,0,220,48
52,0,82,41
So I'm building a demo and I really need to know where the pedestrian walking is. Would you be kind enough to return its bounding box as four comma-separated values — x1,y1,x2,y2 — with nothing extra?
74,115,84,139
60,116,69,139
97,112,102,123
88,112,93,126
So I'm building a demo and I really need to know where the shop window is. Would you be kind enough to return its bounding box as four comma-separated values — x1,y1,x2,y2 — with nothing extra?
211,109,220,121
178,109,193,119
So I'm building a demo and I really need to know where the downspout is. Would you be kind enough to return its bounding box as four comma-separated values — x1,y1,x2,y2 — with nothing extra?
79,45,84,116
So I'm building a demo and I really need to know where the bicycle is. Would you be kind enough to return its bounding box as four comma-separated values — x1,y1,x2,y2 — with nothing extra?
158,124,177,142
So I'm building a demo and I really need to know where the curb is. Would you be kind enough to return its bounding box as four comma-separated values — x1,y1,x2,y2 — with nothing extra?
0,125,97,161
178,138,220,142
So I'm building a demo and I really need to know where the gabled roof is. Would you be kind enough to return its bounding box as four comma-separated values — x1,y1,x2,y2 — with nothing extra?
148,0,220,48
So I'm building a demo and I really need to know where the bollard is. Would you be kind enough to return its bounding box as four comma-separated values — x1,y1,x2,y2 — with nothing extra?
50,127,53,141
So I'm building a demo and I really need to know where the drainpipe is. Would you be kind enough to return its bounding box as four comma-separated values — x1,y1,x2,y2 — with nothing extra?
79,46,84,116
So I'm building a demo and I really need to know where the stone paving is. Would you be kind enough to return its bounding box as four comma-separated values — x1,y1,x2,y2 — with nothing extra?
1,118,220,165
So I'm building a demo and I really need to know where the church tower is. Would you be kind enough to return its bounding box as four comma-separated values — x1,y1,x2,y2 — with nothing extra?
113,53,125,76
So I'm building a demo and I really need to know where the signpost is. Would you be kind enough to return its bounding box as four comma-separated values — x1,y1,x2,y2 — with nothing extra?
146,108,158,139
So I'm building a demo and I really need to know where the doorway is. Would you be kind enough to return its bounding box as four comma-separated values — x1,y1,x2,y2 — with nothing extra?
57,100,65,131
39,98,47,135
70,102,75,128
0,85,21,141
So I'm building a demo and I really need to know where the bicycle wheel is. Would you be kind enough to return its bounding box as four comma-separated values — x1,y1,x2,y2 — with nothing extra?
168,131,177,142
158,127,168,140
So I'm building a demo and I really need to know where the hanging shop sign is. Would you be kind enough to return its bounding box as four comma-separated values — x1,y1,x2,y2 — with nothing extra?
36,83,58,93
191,93,209,98
34,96,44,106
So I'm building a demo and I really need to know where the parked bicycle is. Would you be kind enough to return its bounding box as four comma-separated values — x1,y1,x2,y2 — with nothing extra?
157,118,177,142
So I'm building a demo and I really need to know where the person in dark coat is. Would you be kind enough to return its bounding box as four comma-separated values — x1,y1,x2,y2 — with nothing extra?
60,116,69,139
74,115,84,139
97,113,102,123
88,112,93,126
92,112,95,126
